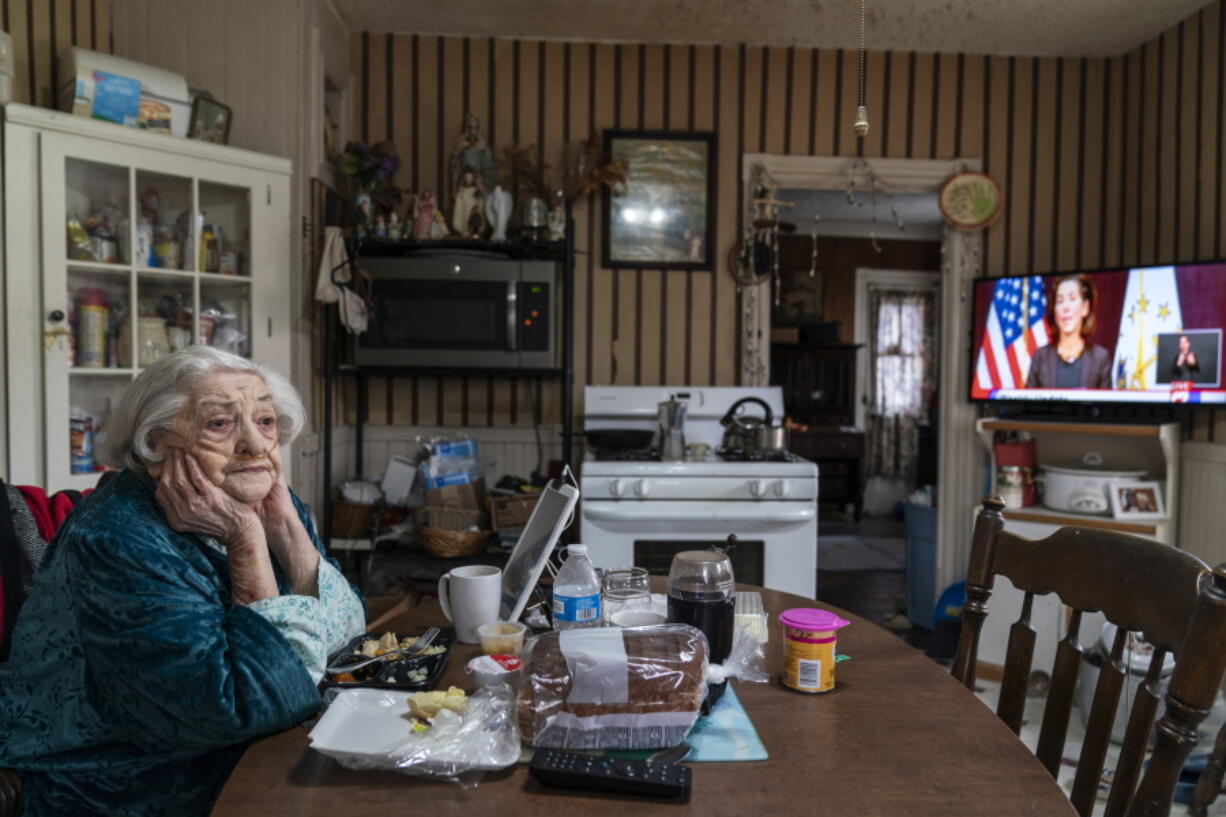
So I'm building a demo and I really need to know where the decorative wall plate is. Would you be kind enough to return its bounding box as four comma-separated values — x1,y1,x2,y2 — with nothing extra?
938,172,1004,231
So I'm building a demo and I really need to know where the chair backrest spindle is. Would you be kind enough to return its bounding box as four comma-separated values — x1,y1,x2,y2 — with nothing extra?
997,591,1036,735
1104,649,1169,817
1071,626,1131,814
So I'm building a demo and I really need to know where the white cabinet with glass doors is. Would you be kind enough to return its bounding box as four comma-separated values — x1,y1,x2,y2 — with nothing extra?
3,104,291,492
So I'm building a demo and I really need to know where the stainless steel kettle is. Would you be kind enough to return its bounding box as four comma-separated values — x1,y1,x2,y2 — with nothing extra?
719,397,789,452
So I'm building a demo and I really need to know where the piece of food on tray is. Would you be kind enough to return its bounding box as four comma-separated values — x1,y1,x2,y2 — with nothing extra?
408,686,468,720
517,624,709,750
354,632,447,661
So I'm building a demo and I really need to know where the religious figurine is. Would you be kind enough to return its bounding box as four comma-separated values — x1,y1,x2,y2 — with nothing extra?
430,210,449,239
412,191,436,240
388,211,402,240
448,113,495,209
373,214,387,239
484,185,513,241
451,171,479,237
546,191,566,242
353,192,373,239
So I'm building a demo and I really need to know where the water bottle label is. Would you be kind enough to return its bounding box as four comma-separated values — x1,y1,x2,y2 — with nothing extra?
553,593,601,623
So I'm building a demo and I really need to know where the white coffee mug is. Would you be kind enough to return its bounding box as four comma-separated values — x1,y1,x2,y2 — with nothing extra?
438,565,503,644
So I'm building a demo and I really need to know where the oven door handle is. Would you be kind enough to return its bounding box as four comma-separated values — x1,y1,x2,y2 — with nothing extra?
581,504,816,523
506,281,518,351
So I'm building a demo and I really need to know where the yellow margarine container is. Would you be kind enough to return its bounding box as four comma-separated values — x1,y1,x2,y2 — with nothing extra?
780,607,850,693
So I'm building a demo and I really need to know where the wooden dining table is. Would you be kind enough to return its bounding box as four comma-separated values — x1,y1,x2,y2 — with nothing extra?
210,584,1077,817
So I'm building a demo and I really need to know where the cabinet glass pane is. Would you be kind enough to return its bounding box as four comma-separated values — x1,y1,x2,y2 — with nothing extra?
65,158,129,265
68,375,130,474
135,171,195,271
68,268,130,369
201,279,252,358
135,274,193,367
198,181,250,276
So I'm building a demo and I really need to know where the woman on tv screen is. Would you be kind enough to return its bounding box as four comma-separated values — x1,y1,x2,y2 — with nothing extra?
1025,274,1113,389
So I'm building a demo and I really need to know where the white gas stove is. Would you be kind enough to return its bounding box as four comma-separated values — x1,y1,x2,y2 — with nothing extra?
579,386,819,599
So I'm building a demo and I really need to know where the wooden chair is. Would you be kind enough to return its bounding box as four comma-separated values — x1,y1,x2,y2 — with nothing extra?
1190,719,1225,817
953,496,1226,817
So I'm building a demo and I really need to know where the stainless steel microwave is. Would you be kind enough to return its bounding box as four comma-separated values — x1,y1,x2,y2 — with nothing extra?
353,253,558,370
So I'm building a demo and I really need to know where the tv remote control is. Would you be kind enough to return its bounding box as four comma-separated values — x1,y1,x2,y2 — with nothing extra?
529,749,692,798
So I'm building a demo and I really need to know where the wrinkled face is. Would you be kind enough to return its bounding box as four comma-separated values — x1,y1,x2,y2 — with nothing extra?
151,371,282,504
1054,280,1090,337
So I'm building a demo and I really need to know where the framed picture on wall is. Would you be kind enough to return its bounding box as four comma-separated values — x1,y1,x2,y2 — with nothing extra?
188,94,232,145
602,130,716,270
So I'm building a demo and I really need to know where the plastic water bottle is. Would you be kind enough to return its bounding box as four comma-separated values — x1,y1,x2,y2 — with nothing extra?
552,544,602,629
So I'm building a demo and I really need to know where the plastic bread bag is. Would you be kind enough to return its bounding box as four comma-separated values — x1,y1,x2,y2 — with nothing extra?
308,683,521,789
706,627,770,685
518,623,761,751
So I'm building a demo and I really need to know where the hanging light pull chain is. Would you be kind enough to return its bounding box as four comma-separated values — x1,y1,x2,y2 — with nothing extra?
854,0,869,137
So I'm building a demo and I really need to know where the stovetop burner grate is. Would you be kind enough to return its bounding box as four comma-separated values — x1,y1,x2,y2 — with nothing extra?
593,447,660,461
716,447,801,463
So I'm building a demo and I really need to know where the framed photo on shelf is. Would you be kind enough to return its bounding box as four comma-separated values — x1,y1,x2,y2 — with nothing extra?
189,95,232,145
1108,480,1165,520
602,130,716,270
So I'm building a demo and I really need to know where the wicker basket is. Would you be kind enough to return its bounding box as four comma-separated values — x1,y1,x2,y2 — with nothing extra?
421,505,489,531
331,501,375,538
418,526,493,558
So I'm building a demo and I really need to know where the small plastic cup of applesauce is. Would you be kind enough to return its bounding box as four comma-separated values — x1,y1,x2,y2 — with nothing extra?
476,620,528,656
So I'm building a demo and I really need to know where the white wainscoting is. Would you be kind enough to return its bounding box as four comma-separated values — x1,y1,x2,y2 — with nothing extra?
1179,441,1226,567
326,425,567,488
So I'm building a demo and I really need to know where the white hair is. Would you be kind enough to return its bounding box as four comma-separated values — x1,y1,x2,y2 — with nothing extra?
99,345,306,472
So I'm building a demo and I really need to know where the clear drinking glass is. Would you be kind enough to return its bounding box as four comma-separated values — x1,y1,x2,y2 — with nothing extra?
602,567,651,623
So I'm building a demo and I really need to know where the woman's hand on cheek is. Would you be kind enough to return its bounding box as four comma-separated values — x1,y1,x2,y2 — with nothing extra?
256,471,305,545
155,449,261,546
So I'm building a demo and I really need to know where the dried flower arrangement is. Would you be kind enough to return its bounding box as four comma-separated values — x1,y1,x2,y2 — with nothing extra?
560,136,627,202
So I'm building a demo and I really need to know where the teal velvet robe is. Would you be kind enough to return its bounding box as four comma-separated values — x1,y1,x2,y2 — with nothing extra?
0,469,359,816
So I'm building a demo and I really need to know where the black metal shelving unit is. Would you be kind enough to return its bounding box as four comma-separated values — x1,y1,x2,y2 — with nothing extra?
320,208,577,549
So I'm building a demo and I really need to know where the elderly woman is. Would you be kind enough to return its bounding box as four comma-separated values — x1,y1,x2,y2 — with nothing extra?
0,347,366,817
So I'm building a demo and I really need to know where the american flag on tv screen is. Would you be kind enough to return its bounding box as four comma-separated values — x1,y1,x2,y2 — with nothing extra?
974,276,1049,395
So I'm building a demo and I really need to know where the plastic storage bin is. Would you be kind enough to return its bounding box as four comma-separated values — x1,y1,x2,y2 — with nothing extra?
904,502,939,629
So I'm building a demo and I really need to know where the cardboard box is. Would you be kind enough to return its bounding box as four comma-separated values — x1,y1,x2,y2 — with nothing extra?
69,69,141,126
490,493,541,531
425,478,487,512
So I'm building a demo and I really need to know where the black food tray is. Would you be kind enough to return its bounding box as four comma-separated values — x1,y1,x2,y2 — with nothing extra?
319,628,456,692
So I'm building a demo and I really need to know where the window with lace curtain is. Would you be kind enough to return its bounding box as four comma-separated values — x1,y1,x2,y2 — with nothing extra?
869,288,937,481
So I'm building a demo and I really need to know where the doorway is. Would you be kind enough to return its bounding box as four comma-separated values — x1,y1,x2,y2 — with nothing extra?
855,268,940,516
743,154,984,635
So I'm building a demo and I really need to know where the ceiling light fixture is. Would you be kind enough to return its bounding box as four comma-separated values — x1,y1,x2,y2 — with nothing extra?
853,0,869,138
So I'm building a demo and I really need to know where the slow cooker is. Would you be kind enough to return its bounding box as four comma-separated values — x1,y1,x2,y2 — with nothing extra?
1039,452,1147,516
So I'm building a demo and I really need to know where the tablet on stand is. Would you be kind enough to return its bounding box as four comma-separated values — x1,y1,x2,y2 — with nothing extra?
499,479,580,623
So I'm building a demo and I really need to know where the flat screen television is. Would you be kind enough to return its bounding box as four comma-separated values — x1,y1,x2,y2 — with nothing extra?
970,262,1226,404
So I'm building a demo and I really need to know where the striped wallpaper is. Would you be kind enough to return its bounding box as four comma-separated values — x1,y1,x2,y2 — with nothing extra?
345,6,1226,442
2,0,112,108
4,1,1220,441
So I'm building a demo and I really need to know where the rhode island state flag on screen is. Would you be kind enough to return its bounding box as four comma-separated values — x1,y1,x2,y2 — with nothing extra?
1112,266,1183,390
